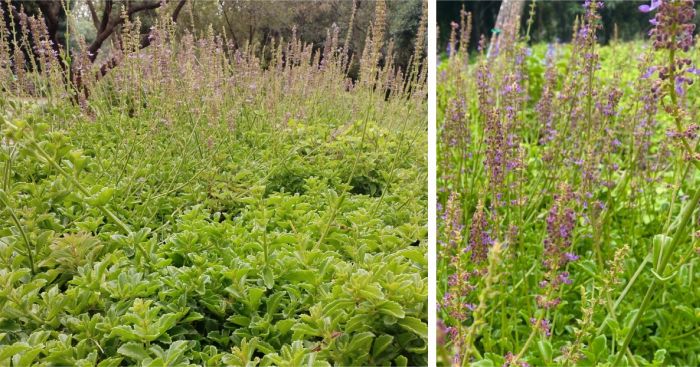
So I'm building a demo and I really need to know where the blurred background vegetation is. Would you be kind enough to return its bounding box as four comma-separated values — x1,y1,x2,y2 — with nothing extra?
2,0,423,78
437,0,700,52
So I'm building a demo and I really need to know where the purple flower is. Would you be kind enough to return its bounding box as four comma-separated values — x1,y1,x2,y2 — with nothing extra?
530,318,552,337
639,0,661,13
564,252,580,261
675,76,688,96
642,66,657,79
557,272,573,285
540,319,552,337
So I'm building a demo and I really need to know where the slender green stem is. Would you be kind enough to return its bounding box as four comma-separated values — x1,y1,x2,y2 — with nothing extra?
612,256,650,312
514,317,540,362
612,279,655,366
0,195,35,275
658,187,700,273
3,147,13,191
669,327,700,341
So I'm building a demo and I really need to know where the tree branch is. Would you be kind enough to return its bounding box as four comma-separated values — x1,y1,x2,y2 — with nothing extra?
88,0,161,61
171,0,186,21
85,0,101,29
126,1,161,16
98,0,187,78
99,0,113,33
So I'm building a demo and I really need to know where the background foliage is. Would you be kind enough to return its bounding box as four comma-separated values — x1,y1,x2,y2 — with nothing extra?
437,0,700,52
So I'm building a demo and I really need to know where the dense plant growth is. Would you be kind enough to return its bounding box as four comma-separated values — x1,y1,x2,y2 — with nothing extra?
438,1,698,366
0,1,427,365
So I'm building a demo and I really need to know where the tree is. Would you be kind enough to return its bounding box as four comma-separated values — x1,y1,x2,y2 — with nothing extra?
489,0,526,55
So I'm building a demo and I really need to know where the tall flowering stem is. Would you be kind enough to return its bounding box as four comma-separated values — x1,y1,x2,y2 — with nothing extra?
649,0,698,168
460,242,504,367
514,185,578,362
438,194,496,366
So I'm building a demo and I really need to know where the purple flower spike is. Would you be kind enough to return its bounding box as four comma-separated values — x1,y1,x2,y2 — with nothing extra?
639,0,661,13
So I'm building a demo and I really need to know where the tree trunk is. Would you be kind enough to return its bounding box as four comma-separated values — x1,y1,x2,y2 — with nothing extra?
488,0,526,56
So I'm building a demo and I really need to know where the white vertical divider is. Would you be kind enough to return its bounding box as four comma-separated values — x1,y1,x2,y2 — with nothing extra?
427,0,437,365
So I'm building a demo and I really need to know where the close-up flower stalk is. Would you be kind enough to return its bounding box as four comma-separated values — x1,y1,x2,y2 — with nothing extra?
438,0,698,365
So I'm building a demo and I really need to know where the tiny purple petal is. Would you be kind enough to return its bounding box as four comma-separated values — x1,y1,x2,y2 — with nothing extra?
640,0,661,12
642,66,656,79
564,252,580,261
675,79,685,96
687,67,700,76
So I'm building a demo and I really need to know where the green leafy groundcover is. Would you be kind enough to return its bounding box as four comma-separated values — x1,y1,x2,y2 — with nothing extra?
0,98,427,365
0,46,426,367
